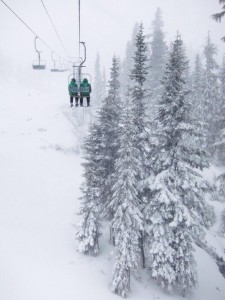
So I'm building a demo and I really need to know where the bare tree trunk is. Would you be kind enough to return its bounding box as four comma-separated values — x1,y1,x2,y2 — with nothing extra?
109,225,115,246
140,230,145,269
128,268,130,292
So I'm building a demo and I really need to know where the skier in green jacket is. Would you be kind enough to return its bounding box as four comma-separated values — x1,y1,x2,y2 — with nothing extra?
68,78,79,107
80,78,92,107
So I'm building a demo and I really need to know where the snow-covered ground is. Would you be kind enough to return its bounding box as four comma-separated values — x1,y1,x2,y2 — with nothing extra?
0,73,225,300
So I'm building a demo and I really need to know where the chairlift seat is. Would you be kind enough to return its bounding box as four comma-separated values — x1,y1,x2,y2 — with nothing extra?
32,60,46,70
51,68,60,72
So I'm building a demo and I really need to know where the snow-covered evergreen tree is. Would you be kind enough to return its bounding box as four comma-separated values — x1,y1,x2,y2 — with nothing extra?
76,123,103,255
146,34,214,295
130,22,152,269
202,33,220,152
111,96,143,298
77,56,121,253
96,56,121,222
130,22,149,157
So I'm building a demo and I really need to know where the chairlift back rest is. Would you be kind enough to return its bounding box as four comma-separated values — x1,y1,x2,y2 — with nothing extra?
80,85,91,96
69,85,78,94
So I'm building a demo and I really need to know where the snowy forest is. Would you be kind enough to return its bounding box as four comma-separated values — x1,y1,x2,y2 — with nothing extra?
76,4,225,299
1,1,225,300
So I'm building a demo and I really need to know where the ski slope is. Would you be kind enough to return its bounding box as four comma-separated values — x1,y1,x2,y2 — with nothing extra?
0,73,225,300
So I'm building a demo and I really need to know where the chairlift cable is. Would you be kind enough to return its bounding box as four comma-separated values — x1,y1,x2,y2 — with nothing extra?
0,0,68,62
40,0,70,58
78,0,81,58
1,0,37,37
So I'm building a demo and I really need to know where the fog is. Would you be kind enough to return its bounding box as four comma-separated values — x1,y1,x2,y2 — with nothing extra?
0,0,224,82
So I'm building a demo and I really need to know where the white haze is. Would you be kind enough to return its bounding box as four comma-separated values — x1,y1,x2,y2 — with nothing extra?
0,0,224,83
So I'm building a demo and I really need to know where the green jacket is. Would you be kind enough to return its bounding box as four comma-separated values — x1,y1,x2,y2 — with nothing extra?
68,80,78,96
80,78,92,97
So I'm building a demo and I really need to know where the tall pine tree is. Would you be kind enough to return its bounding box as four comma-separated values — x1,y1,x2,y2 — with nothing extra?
130,22,149,165
97,56,122,224
130,23,151,269
111,96,143,298
76,123,103,255
146,34,214,296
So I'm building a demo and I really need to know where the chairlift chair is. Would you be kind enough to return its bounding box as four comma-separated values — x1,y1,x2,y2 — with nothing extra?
51,68,60,72
32,37,46,70
32,60,46,70
50,51,60,72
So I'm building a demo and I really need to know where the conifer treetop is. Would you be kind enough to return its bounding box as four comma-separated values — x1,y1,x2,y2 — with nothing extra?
130,23,149,87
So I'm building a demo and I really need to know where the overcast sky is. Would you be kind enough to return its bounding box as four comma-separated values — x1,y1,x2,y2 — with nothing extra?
0,0,224,80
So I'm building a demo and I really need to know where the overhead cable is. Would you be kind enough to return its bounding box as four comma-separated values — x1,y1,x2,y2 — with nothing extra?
0,0,69,61
40,0,70,58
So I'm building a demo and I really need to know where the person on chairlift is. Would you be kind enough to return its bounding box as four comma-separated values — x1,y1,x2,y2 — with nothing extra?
68,78,79,107
80,78,92,107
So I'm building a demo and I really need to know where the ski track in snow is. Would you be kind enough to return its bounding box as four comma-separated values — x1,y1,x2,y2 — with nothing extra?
0,74,225,300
